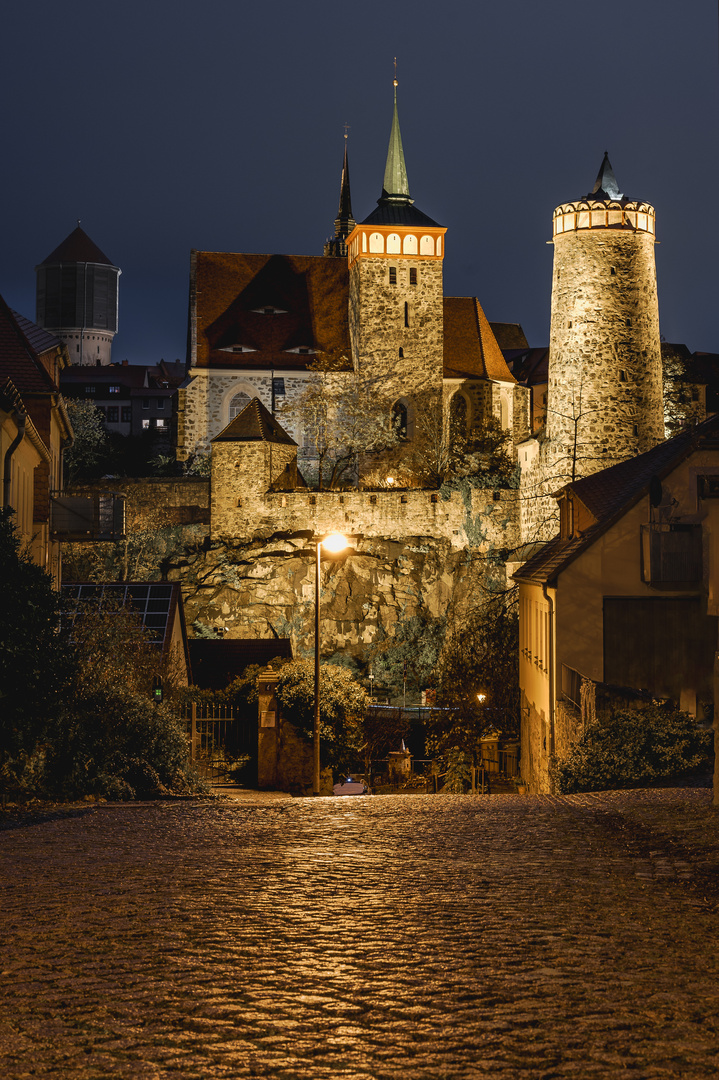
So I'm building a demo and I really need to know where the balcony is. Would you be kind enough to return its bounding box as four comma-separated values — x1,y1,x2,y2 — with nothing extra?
50,493,126,541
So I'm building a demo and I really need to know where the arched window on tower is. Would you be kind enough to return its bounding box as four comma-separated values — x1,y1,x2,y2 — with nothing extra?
449,392,469,443
392,400,408,441
229,392,251,420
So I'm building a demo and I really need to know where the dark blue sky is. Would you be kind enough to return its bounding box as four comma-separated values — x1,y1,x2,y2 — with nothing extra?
2,0,717,362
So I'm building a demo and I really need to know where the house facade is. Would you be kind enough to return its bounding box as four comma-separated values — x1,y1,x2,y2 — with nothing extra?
0,296,73,585
515,417,719,794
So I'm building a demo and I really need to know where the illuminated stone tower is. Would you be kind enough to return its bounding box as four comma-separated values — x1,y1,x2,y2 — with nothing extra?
346,78,446,405
546,154,663,480
36,224,121,366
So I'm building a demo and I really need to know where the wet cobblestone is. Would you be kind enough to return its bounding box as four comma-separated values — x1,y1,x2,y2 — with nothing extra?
1,790,718,1078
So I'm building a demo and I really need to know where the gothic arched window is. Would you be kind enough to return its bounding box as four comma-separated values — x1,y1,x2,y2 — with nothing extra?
449,392,468,442
229,392,251,420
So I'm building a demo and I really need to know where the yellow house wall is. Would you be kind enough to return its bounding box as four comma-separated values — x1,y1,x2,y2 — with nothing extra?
556,450,719,686
519,580,552,792
1,418,42,547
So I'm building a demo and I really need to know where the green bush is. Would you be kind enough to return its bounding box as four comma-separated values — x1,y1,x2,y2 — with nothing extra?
49,686,197,800
274,659,368,774
553,703,713,794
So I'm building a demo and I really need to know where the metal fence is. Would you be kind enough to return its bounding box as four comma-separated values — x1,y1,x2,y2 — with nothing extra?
182,703,257,785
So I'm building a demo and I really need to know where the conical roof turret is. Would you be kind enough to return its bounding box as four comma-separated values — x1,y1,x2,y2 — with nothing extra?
38,223,116,268
586,152,623,201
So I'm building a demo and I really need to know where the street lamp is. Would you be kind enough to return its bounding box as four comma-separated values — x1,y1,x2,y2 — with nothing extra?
313,532,349,796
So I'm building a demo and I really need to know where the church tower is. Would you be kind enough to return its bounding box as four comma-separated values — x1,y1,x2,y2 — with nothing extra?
346,78,446,404
324,135,356,257
545,154,663,480
35,224,121,366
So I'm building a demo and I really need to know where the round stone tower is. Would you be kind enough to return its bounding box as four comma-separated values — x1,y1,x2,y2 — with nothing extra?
35,223,121,366
545,154,663,481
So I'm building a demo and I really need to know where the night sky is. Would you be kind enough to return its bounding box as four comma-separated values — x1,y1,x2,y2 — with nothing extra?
2,1,717,363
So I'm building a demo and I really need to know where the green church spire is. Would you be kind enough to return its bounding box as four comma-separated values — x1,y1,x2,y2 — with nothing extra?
382,78,410,201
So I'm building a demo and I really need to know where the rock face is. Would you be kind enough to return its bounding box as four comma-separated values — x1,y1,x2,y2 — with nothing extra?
62,476,518,664
179,530,503,661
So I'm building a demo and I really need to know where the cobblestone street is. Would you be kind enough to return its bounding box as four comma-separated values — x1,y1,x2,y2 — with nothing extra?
1,790,718,1079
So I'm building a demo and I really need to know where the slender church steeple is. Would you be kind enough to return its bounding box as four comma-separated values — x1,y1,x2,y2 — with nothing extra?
382,76,410,203
324,131,356,257
361,69,440,228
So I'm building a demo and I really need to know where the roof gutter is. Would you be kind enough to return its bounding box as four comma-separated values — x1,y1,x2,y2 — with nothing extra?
3,406,27,510
542,581,557,780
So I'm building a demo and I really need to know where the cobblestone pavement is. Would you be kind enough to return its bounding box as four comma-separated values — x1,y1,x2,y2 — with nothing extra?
1,790,718,1079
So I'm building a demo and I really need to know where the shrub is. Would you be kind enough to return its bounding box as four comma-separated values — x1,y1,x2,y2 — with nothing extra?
553,703,713,794
274,659,368,774
49,686,197,800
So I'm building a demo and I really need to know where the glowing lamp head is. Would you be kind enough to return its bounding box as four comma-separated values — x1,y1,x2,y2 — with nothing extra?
386,476,395,485
322,532,349,554
477,693,487,703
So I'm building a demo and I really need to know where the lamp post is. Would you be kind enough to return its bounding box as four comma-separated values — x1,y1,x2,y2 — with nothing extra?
313,532,349,796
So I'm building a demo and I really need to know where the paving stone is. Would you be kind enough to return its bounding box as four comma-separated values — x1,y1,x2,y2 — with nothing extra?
0,792,718,1078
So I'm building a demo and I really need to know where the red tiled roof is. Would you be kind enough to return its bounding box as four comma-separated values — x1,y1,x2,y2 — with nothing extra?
490,322,529,350
193,251,351,371
443,297,517,382
10,311,64,357
0,295,57,395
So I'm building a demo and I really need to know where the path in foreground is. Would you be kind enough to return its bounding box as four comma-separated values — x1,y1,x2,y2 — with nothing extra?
1,790,718,1079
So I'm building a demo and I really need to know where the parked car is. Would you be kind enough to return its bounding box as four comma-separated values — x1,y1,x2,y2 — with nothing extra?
333,777,369,796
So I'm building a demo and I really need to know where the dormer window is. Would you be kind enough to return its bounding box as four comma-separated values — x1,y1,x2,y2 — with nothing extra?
560,496,575,540
285,346,316,355
219,345,257,354
251,305,287,314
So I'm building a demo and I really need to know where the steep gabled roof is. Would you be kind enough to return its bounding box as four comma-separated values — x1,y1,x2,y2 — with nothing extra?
443,297,517,382
515,417,719,586
490,323,529,350
0,295,57,395
212,397,296,445
38,225,115,267
10,310,64,357
192,251,351,371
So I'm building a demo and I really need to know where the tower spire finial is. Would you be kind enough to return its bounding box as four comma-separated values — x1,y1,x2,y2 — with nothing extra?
381,64,410,202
